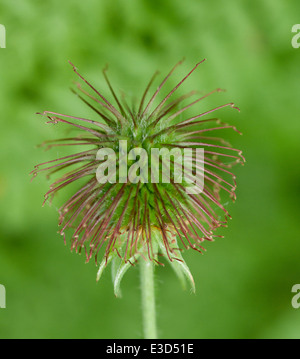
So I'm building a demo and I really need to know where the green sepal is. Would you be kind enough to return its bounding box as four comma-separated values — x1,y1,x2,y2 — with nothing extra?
96,253,114,282
154,230,195,293
113,254,140,297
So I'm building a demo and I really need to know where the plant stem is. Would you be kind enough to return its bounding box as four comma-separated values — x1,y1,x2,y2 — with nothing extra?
140,260,157,339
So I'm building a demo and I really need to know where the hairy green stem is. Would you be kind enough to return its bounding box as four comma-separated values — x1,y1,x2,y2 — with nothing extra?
140,260,157,339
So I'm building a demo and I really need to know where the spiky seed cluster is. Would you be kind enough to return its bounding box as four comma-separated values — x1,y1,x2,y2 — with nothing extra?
32,60,244,270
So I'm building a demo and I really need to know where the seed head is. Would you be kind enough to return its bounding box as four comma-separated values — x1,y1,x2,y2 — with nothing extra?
31,60,244,293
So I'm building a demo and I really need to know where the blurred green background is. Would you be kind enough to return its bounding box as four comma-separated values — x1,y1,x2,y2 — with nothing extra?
1,0,300,339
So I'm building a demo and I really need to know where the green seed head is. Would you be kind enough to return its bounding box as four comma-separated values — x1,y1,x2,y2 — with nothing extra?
31,60,244,294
